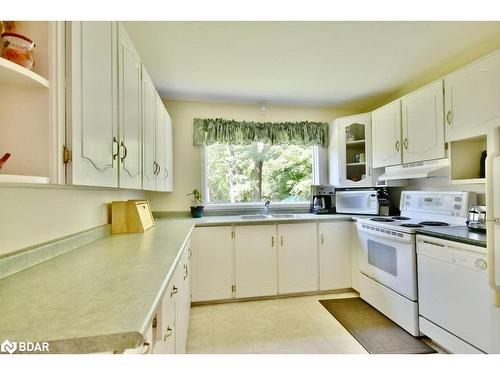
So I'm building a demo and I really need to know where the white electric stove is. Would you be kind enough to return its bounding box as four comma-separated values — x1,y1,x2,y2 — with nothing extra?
356,191,476,336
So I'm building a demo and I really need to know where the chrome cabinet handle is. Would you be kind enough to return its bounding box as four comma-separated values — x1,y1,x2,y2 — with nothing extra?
157,163,161,175
112,137,119,160
120,141,128,161
395,140,400,151
163,326,173,341
320,234,324,245
271,236,274,247
403,138,408,150
188,248,192,260
165,169,169,178
170,285,178,297
446,110,453,125
183,264,188,280
153,161,158,175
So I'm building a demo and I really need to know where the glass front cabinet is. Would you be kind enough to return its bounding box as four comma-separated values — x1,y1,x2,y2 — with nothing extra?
329,113,377,188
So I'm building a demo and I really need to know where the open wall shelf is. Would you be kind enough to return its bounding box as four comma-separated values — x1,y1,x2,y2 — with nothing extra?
0,57,49,88
449,135,487,184
0,22,52,185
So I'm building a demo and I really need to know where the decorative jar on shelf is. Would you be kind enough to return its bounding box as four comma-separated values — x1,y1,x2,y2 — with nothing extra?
1,32,35,70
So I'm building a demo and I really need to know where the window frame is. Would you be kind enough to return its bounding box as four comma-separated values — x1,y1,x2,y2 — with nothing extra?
200,143,325,211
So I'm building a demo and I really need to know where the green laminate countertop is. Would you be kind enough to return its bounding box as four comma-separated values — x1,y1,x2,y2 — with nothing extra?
416,226,487,248
0,213,357,354
0,218,195,353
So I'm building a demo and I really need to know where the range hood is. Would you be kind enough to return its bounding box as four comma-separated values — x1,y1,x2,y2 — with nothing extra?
378,158,449,181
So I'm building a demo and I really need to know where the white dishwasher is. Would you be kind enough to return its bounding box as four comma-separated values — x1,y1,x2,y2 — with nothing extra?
417,235,491,353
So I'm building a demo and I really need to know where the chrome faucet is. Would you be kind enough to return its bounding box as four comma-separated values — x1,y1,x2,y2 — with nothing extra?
263,200,271,215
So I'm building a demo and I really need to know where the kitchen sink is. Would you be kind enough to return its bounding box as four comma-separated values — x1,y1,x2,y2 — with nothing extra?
240,215,268,220
239,214,297,220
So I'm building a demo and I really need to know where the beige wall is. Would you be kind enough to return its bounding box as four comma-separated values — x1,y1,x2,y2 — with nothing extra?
147,99,357,212
0,185,144,256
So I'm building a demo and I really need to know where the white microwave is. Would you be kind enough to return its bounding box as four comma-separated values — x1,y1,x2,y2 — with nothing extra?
335,189,379,215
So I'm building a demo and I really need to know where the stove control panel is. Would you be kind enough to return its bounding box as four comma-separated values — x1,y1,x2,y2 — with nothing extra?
400,191,475,218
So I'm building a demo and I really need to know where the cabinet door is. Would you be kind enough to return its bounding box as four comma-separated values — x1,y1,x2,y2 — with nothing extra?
191,226,233,302
319,222,351,290
350,222,361,292
278,223,318,294
153,280,176,354
402,80,445,163
372,100,402,168
337,113,374,188
65,21,119,187
118,23,142,189
234,225,278,298
155,94,166,191
445,51,500,141
164,110,174,192
142,67,157,191
175,246,191,354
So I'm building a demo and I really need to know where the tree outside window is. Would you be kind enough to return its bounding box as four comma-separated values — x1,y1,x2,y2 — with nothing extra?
205,142,313,204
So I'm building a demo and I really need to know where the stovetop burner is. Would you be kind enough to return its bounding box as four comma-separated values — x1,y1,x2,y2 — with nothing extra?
400,223,424,228
370,218,395,222
392,216,411,220
418,221,450,226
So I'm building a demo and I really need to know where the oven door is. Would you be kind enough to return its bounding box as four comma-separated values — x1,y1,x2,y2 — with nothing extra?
357,223,417,301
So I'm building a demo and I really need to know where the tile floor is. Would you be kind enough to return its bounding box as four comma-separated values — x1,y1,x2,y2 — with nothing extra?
186,291,369,354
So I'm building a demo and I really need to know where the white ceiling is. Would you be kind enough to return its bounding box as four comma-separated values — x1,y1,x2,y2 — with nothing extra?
124,21,500,109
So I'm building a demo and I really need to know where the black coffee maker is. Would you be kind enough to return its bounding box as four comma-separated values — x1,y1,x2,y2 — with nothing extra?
310,185,336,214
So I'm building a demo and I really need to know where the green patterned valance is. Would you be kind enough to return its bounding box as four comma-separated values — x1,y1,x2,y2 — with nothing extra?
193,118,329,147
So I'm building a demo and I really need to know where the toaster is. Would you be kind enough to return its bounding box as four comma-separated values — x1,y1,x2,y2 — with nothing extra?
466,205,487,232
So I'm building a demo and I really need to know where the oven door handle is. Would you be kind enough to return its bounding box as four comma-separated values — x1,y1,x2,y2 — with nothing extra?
357,224,413,244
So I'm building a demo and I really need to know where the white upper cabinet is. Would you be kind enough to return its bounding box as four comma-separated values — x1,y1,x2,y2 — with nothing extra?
66,21,173,191
319,222,351,291
155,94,166,192
141,67,156,191
65,21,119,187
372,100,402,168
402,80,445,163
329,113,375,188
278,223,318,294
164,110,174,192
234,225,278,299
118,23,142,189
444,50,500,141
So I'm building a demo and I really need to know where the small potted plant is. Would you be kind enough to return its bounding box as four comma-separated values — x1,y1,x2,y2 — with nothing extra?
187,189,204,218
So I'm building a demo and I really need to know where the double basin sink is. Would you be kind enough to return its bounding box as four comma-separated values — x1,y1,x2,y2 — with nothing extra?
240,214,296,220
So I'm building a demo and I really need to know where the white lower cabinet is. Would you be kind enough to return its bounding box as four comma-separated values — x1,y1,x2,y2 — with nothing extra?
350,222,362,292
190,221,354,302
191,226,233,302
318,222,351,290
278,223,318,294
234,225,278,298
153,243,191,354
175,243,191,354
